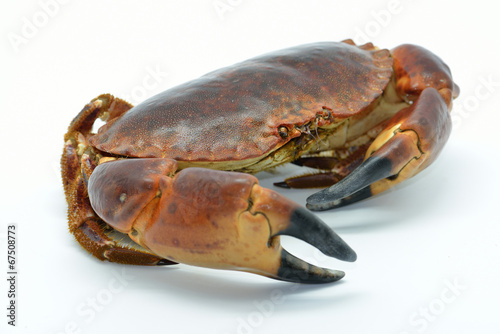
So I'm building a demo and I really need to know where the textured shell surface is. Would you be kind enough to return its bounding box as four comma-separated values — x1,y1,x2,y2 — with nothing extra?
90,42,393,162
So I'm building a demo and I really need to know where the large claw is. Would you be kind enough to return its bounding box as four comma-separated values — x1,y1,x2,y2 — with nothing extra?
88,158,356,283
307,88,451,210
307,44,459,211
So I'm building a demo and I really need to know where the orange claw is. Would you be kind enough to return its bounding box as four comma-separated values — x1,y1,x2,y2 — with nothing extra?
88,158,356,283
307,44,459,210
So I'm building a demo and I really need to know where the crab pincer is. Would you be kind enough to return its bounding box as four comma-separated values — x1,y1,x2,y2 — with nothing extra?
306,44,460,210
88,158,356,283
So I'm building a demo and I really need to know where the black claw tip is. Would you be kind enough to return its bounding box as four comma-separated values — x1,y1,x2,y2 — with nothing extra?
157,259,178,266
306,156,393,211
273,181,291,188
276,250,346,283
307,186,373,211
278,207,357,262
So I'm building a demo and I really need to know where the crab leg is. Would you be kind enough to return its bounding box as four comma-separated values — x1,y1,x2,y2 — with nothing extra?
62,96,176,265
274,143,371,188
88,158,356,283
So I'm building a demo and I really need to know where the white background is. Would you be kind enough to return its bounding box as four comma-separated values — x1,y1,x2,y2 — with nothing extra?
1,1,500,333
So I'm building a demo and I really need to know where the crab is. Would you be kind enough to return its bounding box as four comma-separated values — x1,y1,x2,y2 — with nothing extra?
62,39,459,283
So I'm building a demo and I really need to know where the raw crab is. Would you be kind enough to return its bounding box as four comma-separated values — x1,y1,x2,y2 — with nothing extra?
62,39,459,283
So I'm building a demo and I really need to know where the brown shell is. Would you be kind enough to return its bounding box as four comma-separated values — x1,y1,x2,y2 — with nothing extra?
90,41,393,162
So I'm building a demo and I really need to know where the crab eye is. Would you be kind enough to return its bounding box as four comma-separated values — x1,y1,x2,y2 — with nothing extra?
321,107,332,120
278,126,289,138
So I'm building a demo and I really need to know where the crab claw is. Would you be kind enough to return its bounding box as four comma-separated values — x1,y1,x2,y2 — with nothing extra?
307,87,452,210
88,158,356,283
307,44,459,211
